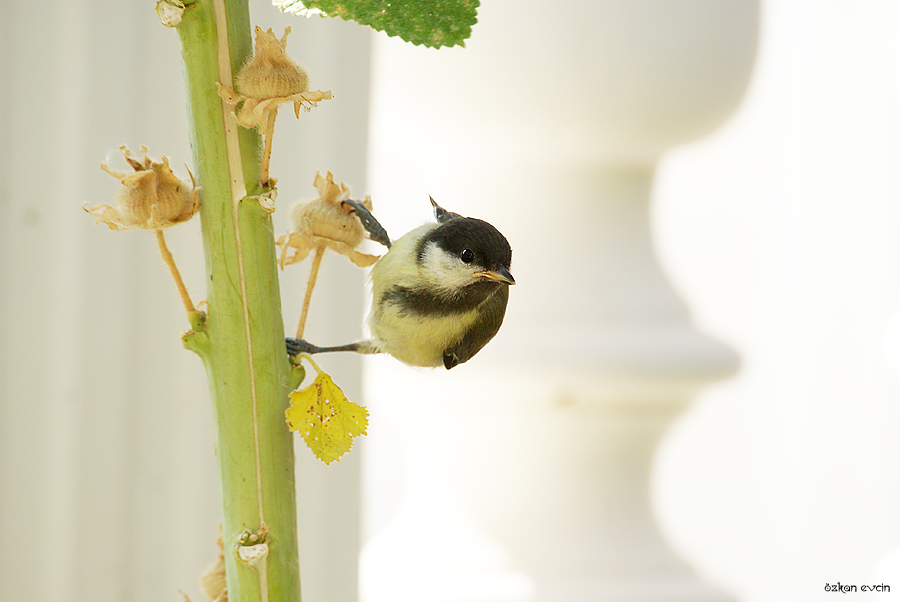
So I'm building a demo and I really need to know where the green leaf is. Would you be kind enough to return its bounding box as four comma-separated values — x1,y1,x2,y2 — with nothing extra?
274,0,479,48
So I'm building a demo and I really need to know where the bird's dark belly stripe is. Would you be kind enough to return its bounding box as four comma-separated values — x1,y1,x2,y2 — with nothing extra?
382,283,496,316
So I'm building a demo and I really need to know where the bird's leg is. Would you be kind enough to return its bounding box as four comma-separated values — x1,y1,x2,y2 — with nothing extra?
286,337,377,357
343,199,392,249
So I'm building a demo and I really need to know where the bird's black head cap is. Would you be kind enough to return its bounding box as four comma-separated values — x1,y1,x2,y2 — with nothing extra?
419,217,512,273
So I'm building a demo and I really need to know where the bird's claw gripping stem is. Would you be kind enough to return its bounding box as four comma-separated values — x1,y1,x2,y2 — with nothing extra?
286,337,313,356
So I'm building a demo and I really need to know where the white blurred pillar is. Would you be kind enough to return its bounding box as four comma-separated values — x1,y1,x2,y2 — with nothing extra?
363,1,757,600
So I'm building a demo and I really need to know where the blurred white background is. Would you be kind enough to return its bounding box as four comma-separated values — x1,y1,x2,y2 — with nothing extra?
3,1,900,602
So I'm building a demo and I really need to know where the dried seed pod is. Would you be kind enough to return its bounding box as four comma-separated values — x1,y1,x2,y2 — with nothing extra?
217,27,332,130
288,175,365,248
198,531,227,602
277,172,379,268
84,146,199,230
236,26,309,99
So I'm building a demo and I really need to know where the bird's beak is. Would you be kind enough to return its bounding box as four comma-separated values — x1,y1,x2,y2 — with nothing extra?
474,266,515,285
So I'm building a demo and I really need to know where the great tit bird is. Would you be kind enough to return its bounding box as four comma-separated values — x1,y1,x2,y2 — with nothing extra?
286,198,515,369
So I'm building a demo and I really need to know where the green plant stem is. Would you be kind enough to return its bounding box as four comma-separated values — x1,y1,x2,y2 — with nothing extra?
176,1,303,601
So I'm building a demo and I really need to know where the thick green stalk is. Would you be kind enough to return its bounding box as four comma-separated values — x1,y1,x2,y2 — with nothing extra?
176,1,304,601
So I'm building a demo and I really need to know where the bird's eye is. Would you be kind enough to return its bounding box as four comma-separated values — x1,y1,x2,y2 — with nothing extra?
459,249,475,264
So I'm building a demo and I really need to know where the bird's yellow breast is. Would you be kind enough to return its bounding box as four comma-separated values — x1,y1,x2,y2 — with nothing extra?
367,224,478,367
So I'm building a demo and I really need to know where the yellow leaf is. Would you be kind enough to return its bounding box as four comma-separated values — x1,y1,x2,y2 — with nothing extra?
286,370,368,464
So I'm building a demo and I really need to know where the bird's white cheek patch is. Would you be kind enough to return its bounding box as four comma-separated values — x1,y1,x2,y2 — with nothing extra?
419,241,478,294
